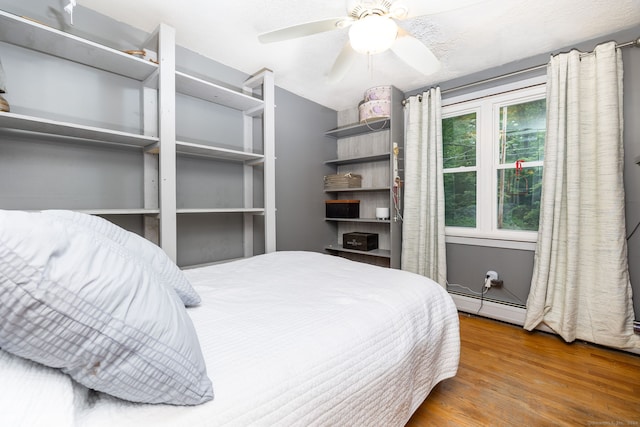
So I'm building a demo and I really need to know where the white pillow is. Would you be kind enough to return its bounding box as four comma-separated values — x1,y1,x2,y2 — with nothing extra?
0,210,213,405
41,210,201,306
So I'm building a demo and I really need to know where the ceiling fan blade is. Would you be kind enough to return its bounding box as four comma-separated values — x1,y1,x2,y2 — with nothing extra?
258,17,353,43
390,29,440,75
327,42,358,84
404,0,485,18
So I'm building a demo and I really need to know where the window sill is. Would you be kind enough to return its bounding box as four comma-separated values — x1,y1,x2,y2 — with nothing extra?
445,234,537,251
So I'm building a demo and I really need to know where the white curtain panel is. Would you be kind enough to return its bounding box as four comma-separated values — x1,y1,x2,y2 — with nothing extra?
524,42,639,350
401,88,447,287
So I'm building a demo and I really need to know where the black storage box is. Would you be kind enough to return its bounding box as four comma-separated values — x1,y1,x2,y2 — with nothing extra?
326,199,360,218
343,232,379,251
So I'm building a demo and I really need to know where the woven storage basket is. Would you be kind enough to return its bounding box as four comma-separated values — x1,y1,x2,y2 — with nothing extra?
323,173,362,190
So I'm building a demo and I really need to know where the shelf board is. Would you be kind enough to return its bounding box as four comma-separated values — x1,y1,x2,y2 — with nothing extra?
325,119,390,139
325,217,391,223
0,11,158,81
176,141,264,162
324,186,391,193
324,244,391,259
76,208,160,215
176,208,265,214
20,208,160,215
0,112,159,147
176,71,264,112
325,153,390,165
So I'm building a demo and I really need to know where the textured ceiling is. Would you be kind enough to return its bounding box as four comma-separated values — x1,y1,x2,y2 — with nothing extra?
78,0,640,111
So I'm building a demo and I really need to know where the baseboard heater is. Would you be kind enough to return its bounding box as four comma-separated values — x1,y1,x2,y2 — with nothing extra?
448,291,552,334
450,291,640,345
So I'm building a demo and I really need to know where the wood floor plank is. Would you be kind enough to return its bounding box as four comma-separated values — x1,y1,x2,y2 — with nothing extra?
406,313,640,426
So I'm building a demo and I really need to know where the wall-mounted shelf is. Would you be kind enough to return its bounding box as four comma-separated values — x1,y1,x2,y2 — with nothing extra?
176,208,265,214
20,208,160,215
77,208,161,215
176,141,264,163
175,71,263,113
324,186,391,193
0,10,158,82
325,218,391,223
324,153,390,166
0,112,158,148
325,119,390,139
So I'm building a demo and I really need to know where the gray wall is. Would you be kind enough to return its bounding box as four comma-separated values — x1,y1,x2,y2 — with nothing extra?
409,27,640,317
624,39,640,319
274,87,337,252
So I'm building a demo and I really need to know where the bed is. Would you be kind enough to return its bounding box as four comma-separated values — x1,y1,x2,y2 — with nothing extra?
0,210,460,426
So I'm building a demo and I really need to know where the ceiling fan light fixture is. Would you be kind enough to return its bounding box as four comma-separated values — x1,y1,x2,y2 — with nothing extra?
348,15,398,55
389,2,409,19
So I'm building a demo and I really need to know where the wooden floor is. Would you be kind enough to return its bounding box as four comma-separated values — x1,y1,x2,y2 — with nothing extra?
406,313,640,426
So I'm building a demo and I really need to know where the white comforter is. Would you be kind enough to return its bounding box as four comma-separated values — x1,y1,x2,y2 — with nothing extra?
1,251,460,426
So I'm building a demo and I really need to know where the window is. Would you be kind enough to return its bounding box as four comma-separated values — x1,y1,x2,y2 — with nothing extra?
442,85,546,244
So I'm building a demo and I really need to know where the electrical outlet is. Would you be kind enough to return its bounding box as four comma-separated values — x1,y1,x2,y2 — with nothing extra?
490,279,503,287
485,271,498,282
484,271,499,289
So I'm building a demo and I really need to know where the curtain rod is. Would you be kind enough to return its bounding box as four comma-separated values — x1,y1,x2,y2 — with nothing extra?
402,36,640,105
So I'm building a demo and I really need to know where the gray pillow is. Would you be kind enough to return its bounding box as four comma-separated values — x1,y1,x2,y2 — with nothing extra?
41,210,201,306
0,210,213,405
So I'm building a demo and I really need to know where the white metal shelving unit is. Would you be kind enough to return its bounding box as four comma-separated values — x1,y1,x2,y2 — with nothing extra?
168,62,276,262
0,10,161,223
0,11,276,265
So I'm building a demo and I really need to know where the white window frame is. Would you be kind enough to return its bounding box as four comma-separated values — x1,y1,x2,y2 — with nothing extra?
442,81,546,250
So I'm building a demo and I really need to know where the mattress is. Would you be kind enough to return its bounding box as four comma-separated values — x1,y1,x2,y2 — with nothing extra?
1,251,460,426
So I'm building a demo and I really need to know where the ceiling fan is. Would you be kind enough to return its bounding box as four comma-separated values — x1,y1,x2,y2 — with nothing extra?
258,0,467,83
